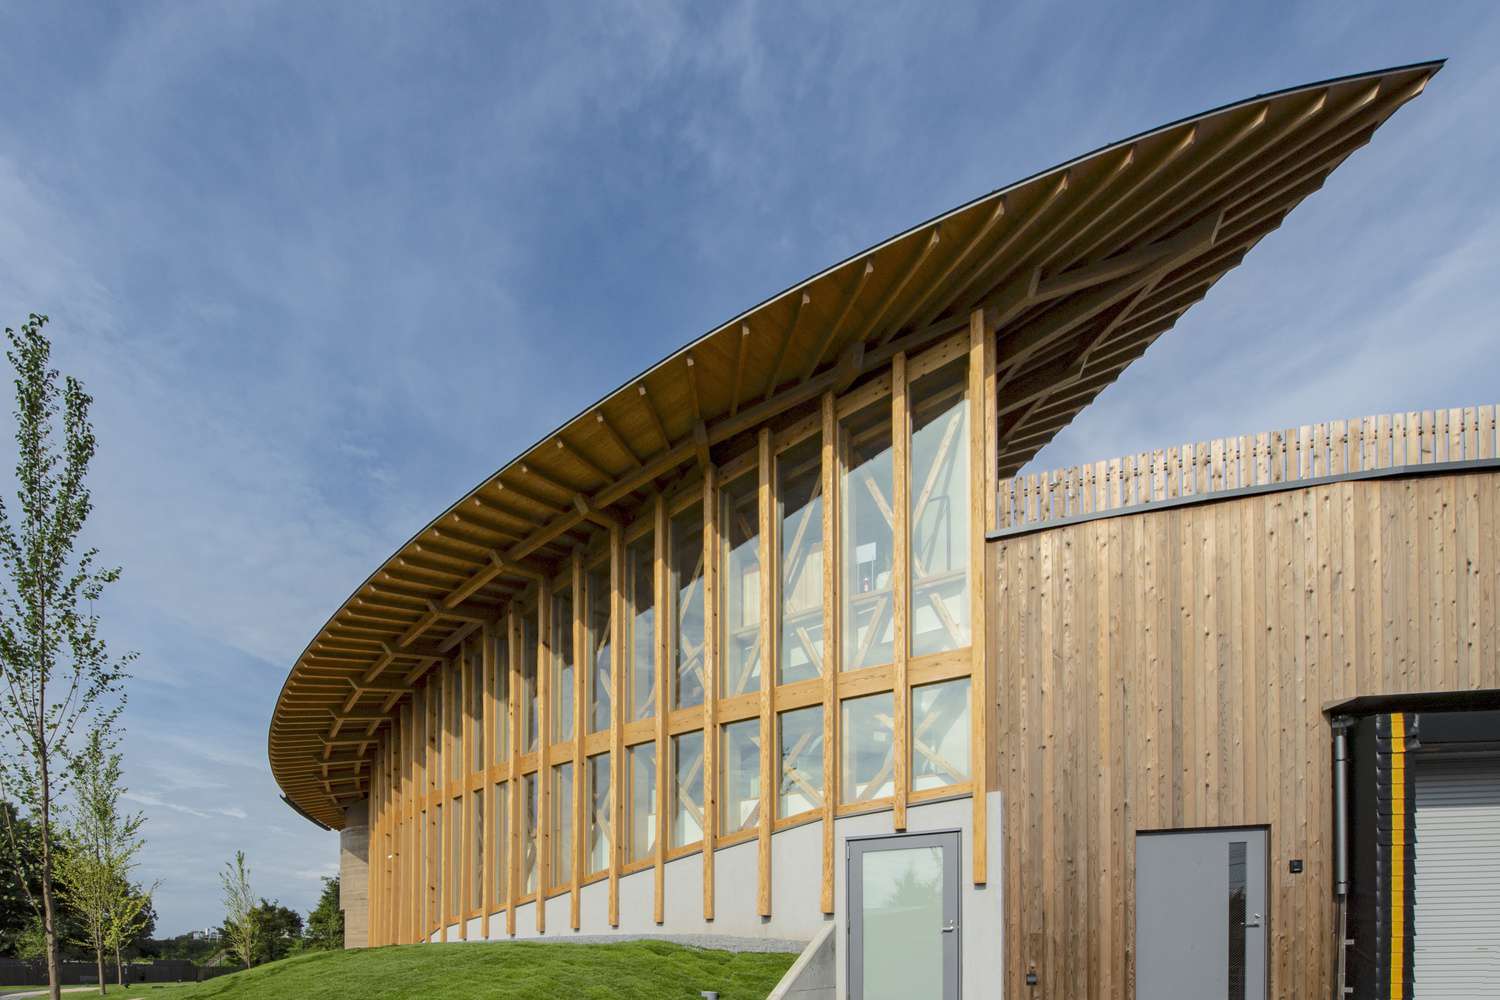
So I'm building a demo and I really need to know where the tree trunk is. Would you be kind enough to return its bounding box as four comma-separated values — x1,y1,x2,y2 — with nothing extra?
115,942,125,987
95,940,105,997
38,727,61,1000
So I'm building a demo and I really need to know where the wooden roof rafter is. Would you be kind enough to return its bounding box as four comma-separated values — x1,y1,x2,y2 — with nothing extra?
269,61,1442,829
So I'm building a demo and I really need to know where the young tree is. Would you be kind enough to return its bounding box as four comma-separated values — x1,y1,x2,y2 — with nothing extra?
219,852,256,969
0,314,133,1000
303,877,343,951
56,729,149,992
105,877,155,988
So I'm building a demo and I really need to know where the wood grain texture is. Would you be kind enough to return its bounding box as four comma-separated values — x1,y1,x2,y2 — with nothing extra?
993,468,1500,1000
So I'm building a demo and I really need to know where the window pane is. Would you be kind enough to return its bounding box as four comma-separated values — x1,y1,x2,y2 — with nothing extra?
778,435,824,684
520,773,537,893
841,692,895,803
520,613,539,753
586,561,612,734
551,763,574,886
586,754,611,876
420,808,430,929
777,706,823,818
841,397,895,671
910,358,970,655
626,532,656,721
468,641,484,772
720,719,760,835
447,664,462,782
470,789,484,907
626,742,656,863
671,731,705,848
721,471,761,696
910,677,970,792
448,798,461,917
492,628,509,763
491,781,508,905
671,502,706,709
551,585,575,742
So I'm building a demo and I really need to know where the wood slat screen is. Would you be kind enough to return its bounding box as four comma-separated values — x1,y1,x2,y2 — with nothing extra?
998,405,1499,530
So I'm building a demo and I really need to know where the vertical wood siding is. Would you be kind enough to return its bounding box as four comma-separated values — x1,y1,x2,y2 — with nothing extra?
992,469,1500,1000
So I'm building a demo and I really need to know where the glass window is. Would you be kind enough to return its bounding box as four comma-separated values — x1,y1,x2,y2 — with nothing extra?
586,561,612,734
721,472,761,696
420,807,430,928
491,781,508,905
840,397,895,671
625,532,656,721
468,640,484,772
551,585,575,742
670,731,705,848
491,628,509,762
520,613,539,753
551,762,574,887
910,359,970,656
586,753,611,876
910,677,971,792
777,705,823,818
841,692,895,804
520,772,537,894
625,743,656,864
778,435,824,684
670,502,706,709
720,719,760,835
448,799,461,916
447,663,462,782
469,789,484,907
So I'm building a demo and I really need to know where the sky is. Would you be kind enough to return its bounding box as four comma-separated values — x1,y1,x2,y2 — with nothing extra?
0,1,1495,935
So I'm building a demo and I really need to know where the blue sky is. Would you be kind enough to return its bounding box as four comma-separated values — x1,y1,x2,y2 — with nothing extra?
0,2,1495,935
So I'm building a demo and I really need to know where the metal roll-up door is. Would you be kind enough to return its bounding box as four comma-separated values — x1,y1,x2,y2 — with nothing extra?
1413,756,1500,998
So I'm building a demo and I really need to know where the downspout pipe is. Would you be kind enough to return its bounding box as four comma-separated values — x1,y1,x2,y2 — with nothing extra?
1333,721,1350,897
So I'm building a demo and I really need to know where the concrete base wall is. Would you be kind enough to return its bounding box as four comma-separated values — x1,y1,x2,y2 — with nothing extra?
340,799,370,949
439,793,1003,1000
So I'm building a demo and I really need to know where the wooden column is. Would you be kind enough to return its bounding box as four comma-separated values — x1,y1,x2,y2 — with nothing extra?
536,586,550,934
892,351,911,831
701,464,719,921
438,664,451,942
653,494,668,925
571,553,586,931
968,308,993,885
819,390,839,914
608,523,625,928
756,428,775,917
460,648,471,940
481,623,495,931
506,608,521,938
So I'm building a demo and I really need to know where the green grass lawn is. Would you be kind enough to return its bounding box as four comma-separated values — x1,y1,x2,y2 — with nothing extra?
72,940,796,1000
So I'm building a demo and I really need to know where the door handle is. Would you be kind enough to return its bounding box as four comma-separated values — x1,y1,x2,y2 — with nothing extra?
1245,913,1262,928
941,922,959,933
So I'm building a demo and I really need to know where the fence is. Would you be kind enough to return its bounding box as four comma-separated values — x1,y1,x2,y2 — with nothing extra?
996,404,1500,531
0,958,205,987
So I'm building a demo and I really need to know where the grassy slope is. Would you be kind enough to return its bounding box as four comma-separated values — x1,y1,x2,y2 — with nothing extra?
104,941,796,1000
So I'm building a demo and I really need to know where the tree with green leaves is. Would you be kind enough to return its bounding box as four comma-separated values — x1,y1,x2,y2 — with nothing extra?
56,728,151,993
0,314,134,1000
303,876,343,951
219,852,257,969
105,876,155,987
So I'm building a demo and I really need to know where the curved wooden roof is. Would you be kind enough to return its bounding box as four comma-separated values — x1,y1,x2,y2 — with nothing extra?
271,61,1442,829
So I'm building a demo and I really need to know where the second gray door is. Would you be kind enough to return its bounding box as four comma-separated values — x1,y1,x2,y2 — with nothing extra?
1135,827,1268,1000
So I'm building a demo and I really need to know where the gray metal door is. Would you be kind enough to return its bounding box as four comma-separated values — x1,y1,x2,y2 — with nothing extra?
847,830,961,1000
1413,756,1500,998
1135,827,1268,1000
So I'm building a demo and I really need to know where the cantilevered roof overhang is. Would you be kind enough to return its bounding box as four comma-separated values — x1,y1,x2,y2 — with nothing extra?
271,61,1442,829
